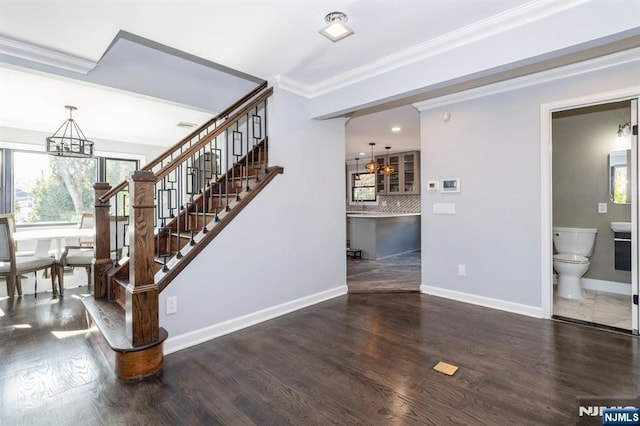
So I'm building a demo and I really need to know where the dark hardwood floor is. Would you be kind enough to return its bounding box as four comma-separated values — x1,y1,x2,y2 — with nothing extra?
347,250,421,293
1,284,639,425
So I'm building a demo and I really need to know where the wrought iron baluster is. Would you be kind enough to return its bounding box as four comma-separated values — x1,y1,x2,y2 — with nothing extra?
224,129,231,211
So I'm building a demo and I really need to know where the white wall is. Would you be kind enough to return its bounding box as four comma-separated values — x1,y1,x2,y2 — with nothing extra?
161,86,348,352
417,53,640,316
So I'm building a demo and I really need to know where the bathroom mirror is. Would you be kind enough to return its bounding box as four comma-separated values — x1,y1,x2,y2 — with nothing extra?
609,149,631,204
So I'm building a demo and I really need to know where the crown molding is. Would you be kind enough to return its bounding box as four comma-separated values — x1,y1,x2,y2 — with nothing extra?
413,47,640,112
278,0,590,98
0,35,96,74
273,74,313,97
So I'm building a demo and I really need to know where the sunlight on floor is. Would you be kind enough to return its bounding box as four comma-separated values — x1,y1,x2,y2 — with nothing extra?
71,293,92,299
13,324,31,329
52,328,90,339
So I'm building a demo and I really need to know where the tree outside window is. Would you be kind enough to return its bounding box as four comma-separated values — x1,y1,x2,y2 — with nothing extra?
12,151,138,224
14,152,96,223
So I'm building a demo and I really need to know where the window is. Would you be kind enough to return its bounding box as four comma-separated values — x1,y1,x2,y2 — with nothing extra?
2,148,138,225
104,157,138,217
352,172,376,202
13,151,97,223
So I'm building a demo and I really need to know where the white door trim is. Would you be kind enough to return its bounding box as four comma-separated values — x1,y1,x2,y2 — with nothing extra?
540,86,640,321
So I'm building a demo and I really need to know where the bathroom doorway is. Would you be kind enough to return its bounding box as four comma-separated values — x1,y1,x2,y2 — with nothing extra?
550,98,638,333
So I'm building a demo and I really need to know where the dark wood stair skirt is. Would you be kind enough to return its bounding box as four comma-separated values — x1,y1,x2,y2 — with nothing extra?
82,296,168,380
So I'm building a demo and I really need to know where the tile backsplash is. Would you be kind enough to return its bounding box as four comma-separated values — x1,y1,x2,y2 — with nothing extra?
350,194,421,214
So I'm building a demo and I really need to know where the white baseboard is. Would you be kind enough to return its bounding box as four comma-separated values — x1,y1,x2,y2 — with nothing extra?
581,278,631,295
163,285,348,355
420,285,543,318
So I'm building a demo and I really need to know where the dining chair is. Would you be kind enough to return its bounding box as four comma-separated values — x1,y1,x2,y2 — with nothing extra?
0,213,34,256
0,217,59,298
57,245,93,295
78,212,94,247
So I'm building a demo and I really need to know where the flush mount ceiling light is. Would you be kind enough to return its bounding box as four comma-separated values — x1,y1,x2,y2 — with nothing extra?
319,11,354,42
381,146,395,176
46,106,94,158
365,142,379,173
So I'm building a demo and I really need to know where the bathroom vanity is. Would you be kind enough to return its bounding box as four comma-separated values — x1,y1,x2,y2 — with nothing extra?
347,213,420,260
611,222,632,271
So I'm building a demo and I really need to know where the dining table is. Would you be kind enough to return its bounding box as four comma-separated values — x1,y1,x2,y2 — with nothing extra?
13,227,94,258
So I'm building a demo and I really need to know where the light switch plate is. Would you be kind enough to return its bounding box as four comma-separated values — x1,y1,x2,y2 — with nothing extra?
598,203,607,214
433,203,455,214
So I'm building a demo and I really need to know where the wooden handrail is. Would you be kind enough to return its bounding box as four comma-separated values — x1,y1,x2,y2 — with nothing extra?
154,87,273,182
99,82,269,202
142,81,269,173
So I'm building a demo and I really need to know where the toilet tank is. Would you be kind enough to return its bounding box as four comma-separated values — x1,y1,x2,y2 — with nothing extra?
553,227,598,256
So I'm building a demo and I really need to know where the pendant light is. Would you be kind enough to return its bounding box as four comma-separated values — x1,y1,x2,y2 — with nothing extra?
354,157,361,180
46,106,94,158
381,146,395,176
365,142,379,173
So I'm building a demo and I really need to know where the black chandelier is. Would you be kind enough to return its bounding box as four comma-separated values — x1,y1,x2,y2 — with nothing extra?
46,106,94,158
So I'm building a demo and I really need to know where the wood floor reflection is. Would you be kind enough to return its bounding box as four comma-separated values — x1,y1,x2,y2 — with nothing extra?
3,275,640,425
347,250,421,293
5,265,640,426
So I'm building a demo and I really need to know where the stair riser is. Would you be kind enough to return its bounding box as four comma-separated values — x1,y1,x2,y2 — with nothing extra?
165,234,192,255
112,279,126,309
172,213,217,233
234,161,266,177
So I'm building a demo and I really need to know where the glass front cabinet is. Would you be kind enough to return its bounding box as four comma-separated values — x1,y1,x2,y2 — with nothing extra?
375,151,420,195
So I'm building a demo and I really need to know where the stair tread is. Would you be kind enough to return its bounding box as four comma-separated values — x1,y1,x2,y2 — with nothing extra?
82,296,167,353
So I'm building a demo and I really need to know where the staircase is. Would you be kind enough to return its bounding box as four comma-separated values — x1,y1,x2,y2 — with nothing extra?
82,84,282,379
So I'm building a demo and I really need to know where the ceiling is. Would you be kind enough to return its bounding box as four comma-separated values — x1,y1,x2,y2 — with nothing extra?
0,0,636,159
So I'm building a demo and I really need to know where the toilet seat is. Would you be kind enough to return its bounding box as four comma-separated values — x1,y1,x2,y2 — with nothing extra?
553,253,589,264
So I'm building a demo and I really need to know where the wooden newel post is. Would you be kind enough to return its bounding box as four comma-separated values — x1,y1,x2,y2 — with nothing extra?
127,170,159,346
94,182,113,299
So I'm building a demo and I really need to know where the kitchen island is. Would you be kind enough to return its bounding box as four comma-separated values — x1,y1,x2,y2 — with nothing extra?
347,213,420,260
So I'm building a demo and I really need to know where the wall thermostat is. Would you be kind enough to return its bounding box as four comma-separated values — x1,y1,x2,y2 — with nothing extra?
441,179,460,193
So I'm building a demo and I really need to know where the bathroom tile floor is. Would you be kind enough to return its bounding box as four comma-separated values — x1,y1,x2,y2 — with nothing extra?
553,287,632,331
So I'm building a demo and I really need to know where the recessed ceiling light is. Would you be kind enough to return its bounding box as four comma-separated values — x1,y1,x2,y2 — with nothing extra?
359,152,366,156
391,126,401,132
319,11,354,42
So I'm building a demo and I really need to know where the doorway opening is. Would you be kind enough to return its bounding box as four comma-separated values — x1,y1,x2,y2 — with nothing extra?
547,95,638,334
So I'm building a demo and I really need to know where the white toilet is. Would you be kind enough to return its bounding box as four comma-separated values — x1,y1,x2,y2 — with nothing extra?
552,226,598,299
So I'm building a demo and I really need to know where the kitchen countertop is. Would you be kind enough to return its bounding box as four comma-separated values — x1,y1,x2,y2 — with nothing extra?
346,212,421,218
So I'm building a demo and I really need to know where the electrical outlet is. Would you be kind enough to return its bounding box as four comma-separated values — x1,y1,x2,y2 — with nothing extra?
458,264,466,277
166,296,177,314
